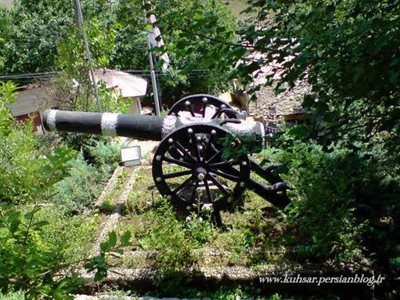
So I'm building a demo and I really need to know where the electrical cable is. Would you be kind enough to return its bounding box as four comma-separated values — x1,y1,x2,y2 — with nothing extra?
0,69,215,81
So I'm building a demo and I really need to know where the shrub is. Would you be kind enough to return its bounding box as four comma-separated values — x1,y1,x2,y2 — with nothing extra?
263,142,366,262
0,205,84,299
0,122,75,205
0,291,25,300
51,154,108,213
87,139,120,172
0,81,16,135
51,139,120,213
0,82,74,205
139,199,196,273
0,205,131,299
36,207,99,262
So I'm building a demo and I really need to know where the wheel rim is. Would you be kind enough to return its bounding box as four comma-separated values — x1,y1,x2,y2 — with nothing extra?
167,94,238,120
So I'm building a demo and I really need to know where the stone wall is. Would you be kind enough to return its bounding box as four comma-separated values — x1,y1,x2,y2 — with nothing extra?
248,82,310,132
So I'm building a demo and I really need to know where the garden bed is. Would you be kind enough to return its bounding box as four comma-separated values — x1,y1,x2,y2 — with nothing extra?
73,165,385,298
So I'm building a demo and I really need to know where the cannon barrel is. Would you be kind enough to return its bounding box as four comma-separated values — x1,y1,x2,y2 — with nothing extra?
43,110,164,140
42,109,265,149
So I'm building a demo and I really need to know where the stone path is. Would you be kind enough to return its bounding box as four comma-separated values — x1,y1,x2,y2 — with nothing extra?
90,138,159,256
91,166,140,255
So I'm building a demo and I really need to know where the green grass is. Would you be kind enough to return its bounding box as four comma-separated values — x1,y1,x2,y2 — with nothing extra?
118,167,287,271
99,168,131,212
0,291,25,300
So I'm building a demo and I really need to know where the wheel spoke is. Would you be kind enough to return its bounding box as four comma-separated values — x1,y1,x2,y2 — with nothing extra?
195,144,202,162
210,169,240,181
209,159,240,168
172,175,194,195
164,170,192,179
175,141,197,164
211,107,222,119
207,174,230,196
190,133,201,162
201,102,206,118
163,156,193,169
206,144,229,164
203,179,213,204
203,134,218,159
167,146,184,158
187,105,195,117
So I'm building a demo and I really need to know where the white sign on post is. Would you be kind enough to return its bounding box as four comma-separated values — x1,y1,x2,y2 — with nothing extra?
120,145,141,166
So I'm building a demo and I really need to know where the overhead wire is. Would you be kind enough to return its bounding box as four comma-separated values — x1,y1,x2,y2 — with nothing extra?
0,3,251,82
0,69,214,81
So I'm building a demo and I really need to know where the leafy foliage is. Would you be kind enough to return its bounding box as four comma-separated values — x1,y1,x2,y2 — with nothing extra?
0,123,74,205
0,0,113,73
51,154,105,213
0,81,16,135
230,0,400,280
149,0,239,100
108,0,240,103
138,199,197,274
0,82,75,205
264,142,365,261
51,140,119,213
236,0,400,147
264,129,400,270
1,0,238,107
0,206,85,299
0,205,131,299
0,81,131,297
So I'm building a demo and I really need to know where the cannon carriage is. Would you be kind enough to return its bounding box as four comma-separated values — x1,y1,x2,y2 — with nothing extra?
43,94,289,223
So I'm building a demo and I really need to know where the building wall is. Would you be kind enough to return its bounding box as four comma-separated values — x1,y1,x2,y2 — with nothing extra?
6,87,51,117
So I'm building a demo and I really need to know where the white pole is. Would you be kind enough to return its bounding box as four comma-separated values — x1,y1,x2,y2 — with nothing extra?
143,1,161,116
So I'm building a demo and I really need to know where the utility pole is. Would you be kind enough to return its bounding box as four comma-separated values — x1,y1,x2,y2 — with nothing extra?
143,1,161,116
74,0,102,112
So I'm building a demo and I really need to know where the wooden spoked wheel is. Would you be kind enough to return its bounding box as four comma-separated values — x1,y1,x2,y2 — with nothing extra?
152,124,250,224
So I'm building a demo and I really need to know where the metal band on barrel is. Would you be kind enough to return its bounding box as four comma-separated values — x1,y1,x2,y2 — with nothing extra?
161,115,177,135
101,113,119,136
46,110,58,131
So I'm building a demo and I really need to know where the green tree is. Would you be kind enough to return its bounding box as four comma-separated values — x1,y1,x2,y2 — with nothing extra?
235,0,400,147
0,83,131,297
110,0,239,103
232,0,400,281
1,0,239,104
0,0,113,73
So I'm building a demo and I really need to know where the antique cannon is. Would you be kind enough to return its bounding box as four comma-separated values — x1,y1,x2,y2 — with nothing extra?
42,94,290,223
